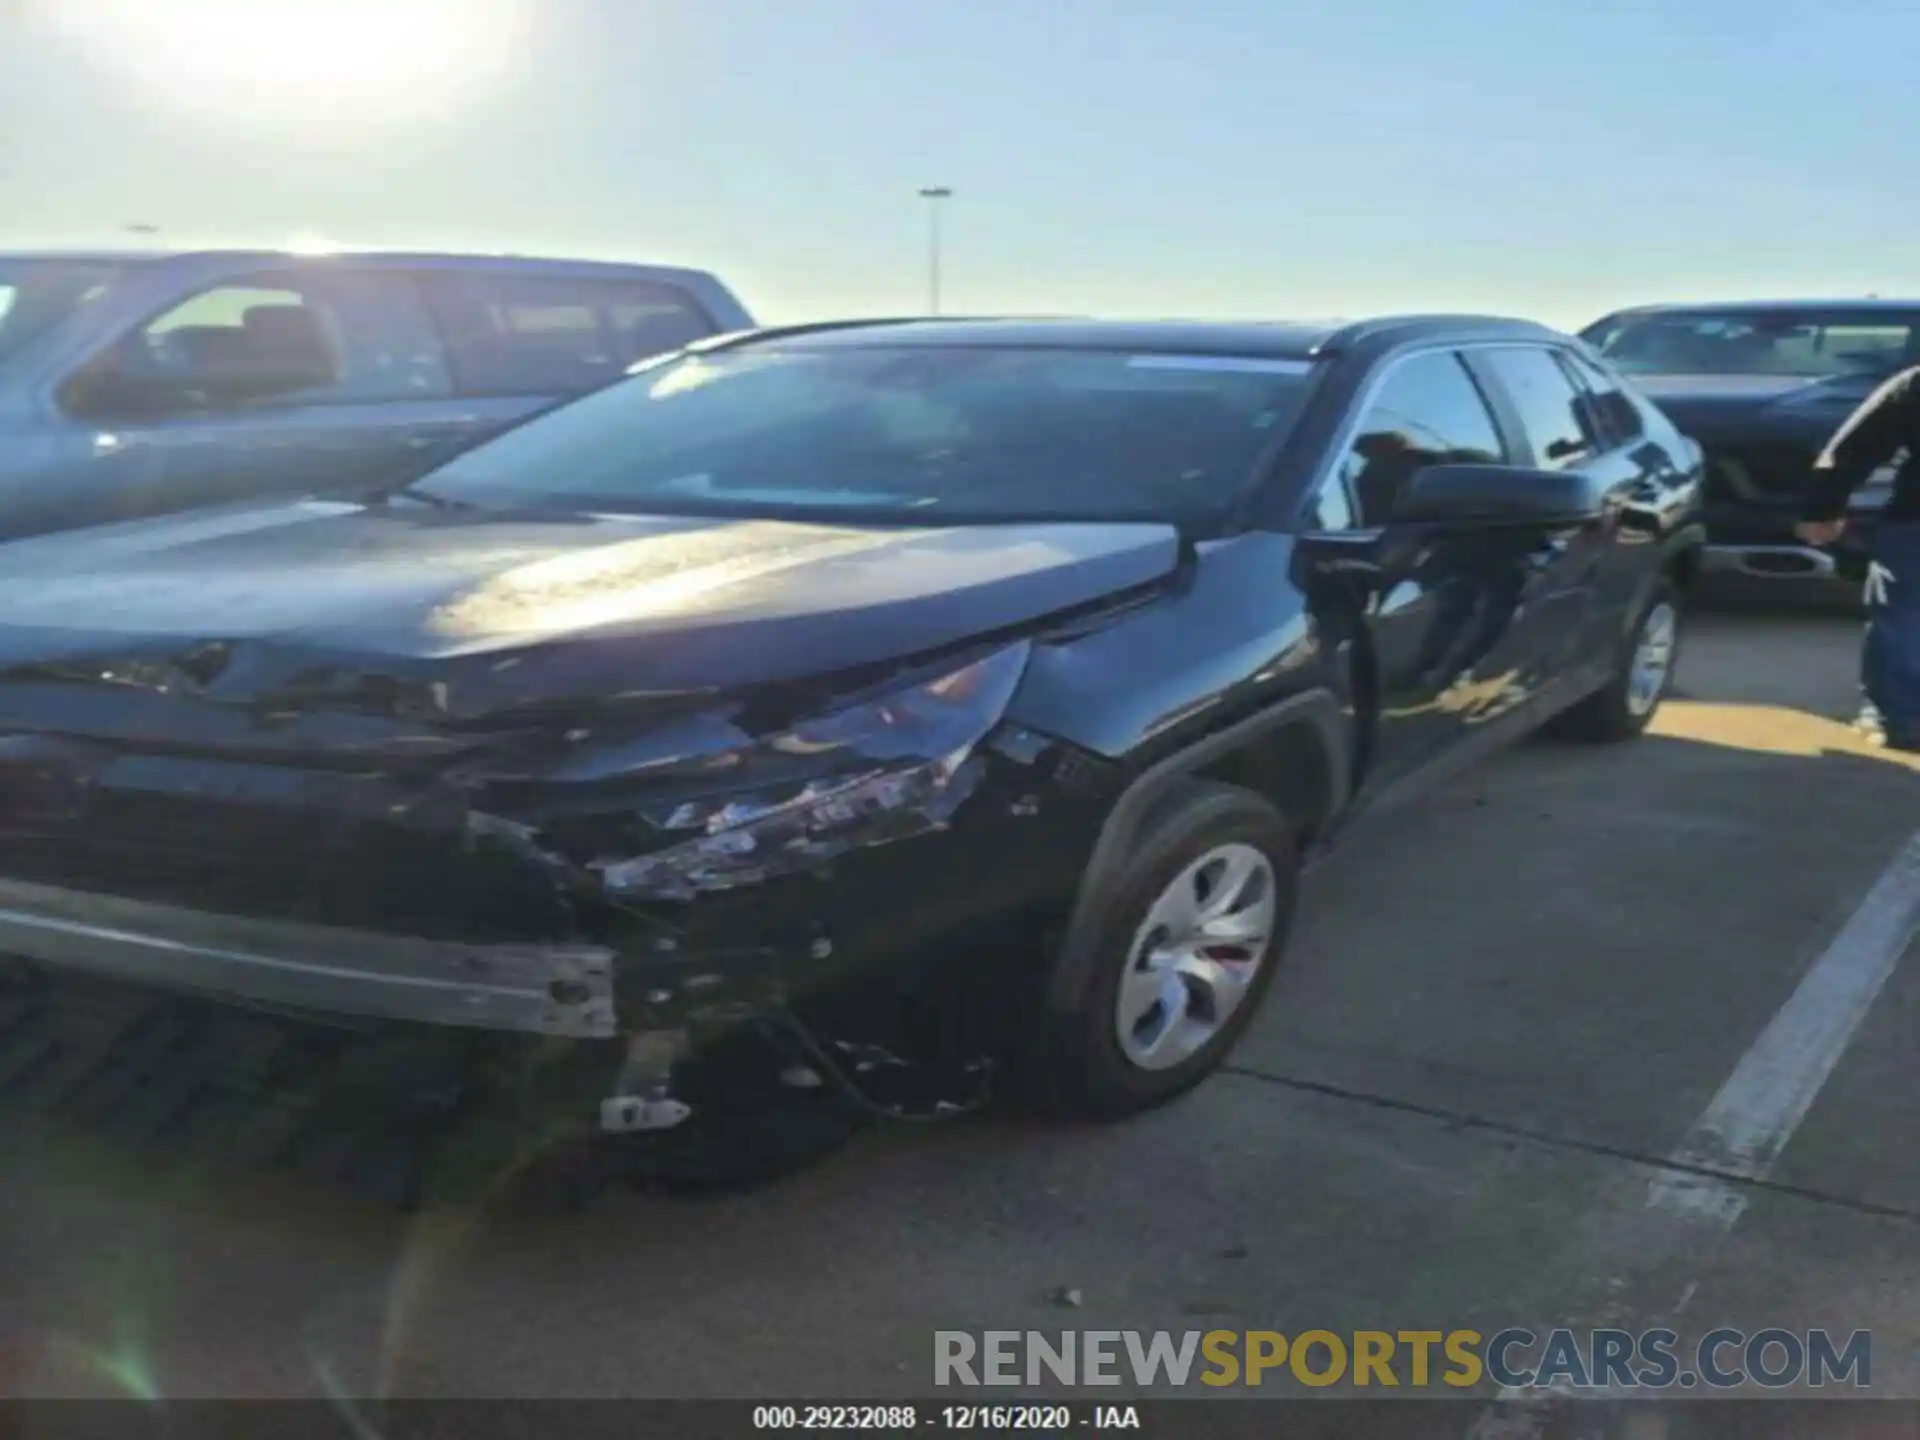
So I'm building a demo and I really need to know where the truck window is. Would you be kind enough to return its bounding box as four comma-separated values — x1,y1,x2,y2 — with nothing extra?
64,272,451,420
422,274,717,397
1337,351,1505,526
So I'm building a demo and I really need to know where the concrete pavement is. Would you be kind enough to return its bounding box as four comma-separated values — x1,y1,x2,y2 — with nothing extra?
2,607,1916,1413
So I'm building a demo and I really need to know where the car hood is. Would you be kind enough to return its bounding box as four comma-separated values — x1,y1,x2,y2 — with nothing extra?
0,498,1181,726
1628,374,1822,404
1629,372,1879,439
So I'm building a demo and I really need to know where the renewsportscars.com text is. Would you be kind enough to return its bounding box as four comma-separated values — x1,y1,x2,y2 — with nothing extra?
933,1328,1871,1390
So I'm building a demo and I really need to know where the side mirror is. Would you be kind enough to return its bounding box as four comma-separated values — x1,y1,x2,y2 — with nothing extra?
1391,463,1602,528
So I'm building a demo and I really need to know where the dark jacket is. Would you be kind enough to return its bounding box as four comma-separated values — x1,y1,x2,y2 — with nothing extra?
1803,365,1920,524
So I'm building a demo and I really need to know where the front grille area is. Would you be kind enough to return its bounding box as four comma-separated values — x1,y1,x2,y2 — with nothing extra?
0,960,591,1210
0,753,574,943
318,820,577,941
0,746,621,1211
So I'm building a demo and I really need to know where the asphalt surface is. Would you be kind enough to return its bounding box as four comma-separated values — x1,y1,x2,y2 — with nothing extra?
2,598,1917,1423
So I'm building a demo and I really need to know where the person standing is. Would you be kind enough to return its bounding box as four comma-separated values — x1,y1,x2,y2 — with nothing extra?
1795,365,1920,751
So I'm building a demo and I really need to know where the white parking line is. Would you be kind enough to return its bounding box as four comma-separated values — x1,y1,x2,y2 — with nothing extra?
1474,828,1920,1433
1646,828,1920,1226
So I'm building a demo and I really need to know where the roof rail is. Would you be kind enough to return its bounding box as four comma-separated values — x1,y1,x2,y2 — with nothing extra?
1319,313,1559,352
684,314,1092,356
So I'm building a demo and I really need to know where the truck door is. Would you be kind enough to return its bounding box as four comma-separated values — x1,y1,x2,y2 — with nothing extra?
53,267,459,525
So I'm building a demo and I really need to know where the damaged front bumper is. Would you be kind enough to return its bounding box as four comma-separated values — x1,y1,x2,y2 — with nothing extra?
0,636,1118,1155
0,872,621,1039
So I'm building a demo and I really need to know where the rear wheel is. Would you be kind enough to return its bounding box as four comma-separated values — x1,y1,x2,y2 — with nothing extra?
1550,579,1681,743
1029,781,1298,1118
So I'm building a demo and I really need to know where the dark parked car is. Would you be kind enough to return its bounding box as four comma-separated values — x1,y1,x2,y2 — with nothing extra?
1581,300,1919,588
0,248,754,541
0,316,1703,1195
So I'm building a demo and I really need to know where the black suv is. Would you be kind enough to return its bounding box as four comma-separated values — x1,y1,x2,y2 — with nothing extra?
1582,300,1918,589
0,316,1703,1194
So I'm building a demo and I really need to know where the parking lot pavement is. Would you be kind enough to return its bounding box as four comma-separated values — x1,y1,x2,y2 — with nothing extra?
1768,935,1920,1216
1,607,1916,1406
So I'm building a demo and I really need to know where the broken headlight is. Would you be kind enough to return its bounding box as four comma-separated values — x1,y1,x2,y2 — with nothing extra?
594,642,1030,900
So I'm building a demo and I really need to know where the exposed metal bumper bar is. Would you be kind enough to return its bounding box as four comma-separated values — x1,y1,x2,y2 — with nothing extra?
1700,544,1839,581
0,876,617,1038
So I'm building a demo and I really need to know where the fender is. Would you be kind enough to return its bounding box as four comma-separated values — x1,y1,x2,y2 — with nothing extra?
1045,686,1349,1016
1618,519,1707,640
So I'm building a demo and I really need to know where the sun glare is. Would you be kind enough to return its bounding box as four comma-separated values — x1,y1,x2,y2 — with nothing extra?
40,0,527,134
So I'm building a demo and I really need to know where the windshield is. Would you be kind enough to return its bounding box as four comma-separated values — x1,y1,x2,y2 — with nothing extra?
1581,308,1920,380
0,260,127,364
410,344,1320,527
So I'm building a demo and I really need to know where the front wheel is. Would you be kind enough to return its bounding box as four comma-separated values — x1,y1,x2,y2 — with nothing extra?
1028,781,1299,1119
1550,579,1682,743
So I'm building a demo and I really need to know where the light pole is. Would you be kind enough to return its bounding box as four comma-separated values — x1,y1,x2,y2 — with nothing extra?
918,186,952,315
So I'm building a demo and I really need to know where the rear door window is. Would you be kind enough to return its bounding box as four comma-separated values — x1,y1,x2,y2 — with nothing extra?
422,274,717,397
1474,346,1599,470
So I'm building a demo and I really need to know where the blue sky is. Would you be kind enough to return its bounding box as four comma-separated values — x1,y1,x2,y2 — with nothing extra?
4,0,1917,329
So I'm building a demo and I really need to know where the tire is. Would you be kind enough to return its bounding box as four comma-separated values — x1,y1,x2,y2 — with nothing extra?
1549,578,1682,743
1028,780,1299,1119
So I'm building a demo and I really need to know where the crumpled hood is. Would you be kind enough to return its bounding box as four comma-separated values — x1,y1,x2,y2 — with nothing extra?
0,498,1181,723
